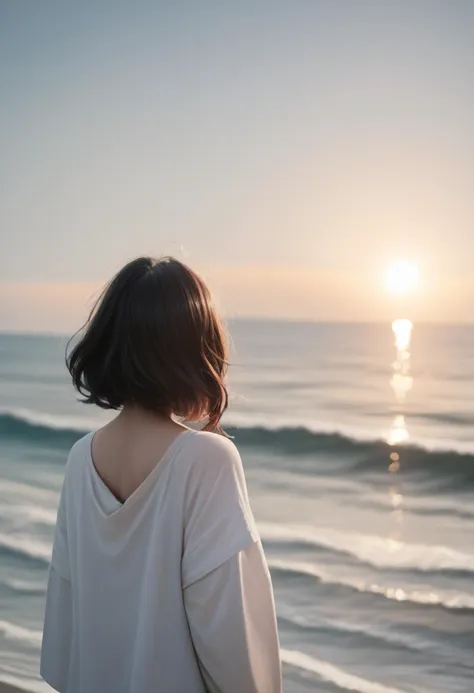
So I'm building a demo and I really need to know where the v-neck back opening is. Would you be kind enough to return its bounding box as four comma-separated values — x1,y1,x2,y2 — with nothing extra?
86,428,194,518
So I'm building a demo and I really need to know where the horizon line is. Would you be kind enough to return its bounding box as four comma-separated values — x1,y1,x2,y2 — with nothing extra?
2,316,474,339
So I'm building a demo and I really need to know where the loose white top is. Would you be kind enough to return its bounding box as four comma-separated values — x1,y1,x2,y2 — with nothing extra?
41,429,282,693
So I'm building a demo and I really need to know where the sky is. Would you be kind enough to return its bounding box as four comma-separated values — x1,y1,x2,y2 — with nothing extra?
1,1,474,331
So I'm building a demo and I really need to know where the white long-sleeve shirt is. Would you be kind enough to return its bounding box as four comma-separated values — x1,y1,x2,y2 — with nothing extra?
41,429,282,693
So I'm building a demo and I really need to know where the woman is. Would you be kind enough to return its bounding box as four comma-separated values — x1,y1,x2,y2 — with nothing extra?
41,256,282,693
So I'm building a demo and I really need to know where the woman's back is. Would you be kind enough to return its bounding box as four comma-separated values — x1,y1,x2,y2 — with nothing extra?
40,257,282,692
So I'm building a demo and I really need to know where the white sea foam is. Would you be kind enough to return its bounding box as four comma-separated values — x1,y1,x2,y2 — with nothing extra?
2,405,473,456
280,648,408,693
223,410,474,455
0,532,51,562
0,672,49,693
0,501,57,526
0,405,97,432
0,620,43,647
19,505,57,525
260,522,474,573
4,577,46,594
277,604,441,653
268,557,474,610
224,410,381,443
0,479,58,504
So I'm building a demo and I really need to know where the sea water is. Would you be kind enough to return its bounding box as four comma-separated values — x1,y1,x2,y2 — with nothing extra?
1,321,473,692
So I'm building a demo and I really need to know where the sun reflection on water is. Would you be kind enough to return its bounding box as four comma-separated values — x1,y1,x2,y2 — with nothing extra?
388,319,413,452
387,414,409,447
387,318,414,537
392,318,413,352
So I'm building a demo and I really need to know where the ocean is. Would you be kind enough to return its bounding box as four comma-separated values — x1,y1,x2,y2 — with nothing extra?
1,321,473,693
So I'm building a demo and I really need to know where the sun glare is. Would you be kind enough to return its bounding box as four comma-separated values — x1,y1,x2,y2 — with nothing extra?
385,261,419,295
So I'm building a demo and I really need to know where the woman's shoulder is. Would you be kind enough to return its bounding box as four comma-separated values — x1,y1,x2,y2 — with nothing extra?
188,428,238,453
68,431,93,460
182,429,242,474
175,429,247,501
62,431,94,481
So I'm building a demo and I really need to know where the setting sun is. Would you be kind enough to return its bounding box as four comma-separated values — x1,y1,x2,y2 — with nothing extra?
385,261,419,295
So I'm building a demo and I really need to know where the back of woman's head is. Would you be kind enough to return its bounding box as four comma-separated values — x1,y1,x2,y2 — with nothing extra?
67,257,228,431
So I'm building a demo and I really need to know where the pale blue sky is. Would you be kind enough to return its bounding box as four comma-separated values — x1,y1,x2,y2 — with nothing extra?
1,1,474,327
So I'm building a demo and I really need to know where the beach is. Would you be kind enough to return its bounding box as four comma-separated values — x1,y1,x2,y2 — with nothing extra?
1,322,474,692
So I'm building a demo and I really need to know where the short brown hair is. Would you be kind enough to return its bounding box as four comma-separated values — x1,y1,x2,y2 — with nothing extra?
67,257,228,432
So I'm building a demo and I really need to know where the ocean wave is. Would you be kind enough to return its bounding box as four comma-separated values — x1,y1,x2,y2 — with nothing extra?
0,407,96,432
268,557,474,610
0,479,59,505
351,493,474,522
3,577,46,595
0,674,49,693
224,411,474,455
0,501,58,527
2,406,474,455
280,648,408,693
232,423,474,488
2,408,474,488
277,608,448,655
260,523,474,575
413,411,474,427
0,620,43,647
0,481,59,528
0,532,51,566
0,408,91,448
226,425,474,488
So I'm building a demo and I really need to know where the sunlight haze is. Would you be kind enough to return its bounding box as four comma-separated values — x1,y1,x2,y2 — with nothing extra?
2,1,473,330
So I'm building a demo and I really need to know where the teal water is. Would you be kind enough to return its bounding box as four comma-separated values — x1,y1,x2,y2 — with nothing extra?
1,322,474,692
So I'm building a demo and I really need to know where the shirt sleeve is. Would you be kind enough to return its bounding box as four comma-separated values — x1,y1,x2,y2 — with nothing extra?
184,540,282,693
50,477,70,581
40,565,73,692
181,433,260,588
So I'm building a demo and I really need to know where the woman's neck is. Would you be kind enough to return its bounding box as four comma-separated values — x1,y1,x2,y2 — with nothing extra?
118,404,173,428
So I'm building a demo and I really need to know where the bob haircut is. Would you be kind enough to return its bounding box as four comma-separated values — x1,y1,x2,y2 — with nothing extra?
67,256,228,432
